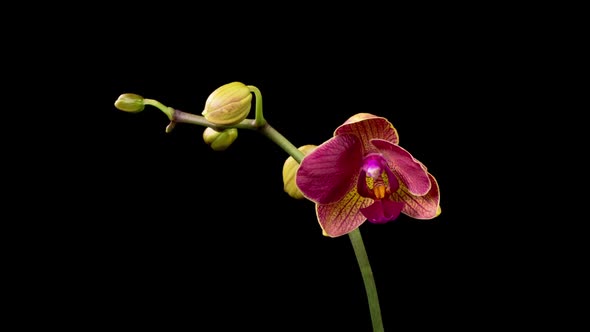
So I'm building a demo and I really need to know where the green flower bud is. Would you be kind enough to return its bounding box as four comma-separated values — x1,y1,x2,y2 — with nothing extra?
202,82,252,125
282,145,317,199
114,93,145,113
203,127,238,151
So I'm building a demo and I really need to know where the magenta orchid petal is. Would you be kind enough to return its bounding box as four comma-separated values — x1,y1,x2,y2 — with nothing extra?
335,114,399,153
383,161,400,193
316,190,372,237
371,139,431,196
296,134,363,204
360,199,404,224
396,173,441,219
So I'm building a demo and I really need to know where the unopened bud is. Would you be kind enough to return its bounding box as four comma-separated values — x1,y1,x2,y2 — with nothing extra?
114,93,145,113
282,145,317,199
202,82,252,125
203,127,238,151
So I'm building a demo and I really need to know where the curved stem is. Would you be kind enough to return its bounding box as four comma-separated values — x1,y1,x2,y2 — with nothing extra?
349,228,384,332
144,99,174,119
248,85,266,127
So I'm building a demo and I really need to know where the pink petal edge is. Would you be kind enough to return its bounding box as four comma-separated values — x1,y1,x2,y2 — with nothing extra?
371,139,431,196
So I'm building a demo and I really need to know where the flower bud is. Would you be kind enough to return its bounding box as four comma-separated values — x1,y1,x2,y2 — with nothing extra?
203,127,238,151
114,93,145,113
202,82,252,125
282,145,317,199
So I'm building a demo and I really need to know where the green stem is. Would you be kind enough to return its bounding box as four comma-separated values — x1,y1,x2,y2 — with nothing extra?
349,228,384,332
173,109,258,131
248,85,266,127
144,99,174,119
257,124,304,163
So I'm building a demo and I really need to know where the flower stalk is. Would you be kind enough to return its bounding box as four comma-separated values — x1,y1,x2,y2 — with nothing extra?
349,228,384,332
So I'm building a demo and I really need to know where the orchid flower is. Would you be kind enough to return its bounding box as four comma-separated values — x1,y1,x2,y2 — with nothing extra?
296,113,441,237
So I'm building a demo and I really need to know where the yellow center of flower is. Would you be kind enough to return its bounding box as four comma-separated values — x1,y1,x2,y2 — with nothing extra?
367,176,392,200
361,154,396,201
373,184,387,199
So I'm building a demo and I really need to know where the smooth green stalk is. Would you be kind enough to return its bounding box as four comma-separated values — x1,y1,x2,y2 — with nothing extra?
248,85,266,127
173,110,258,131
349,228,384,332
258,124,304,163
144,99,174,119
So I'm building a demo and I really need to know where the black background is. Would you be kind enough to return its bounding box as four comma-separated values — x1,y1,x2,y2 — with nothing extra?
15,6,555,331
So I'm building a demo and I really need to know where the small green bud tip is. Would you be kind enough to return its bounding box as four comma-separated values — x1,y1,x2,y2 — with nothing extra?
202,82,252,125
115,93,145,113
203,127,238,151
